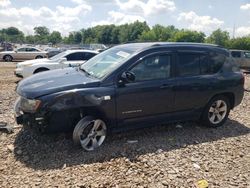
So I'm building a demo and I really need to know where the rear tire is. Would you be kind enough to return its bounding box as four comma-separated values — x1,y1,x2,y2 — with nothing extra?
35,55,43,59
200,96,230,127
3,55,13,62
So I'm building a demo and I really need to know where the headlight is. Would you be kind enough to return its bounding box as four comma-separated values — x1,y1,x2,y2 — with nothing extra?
19,97,41,113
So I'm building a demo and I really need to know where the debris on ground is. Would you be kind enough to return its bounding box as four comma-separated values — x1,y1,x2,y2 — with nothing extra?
0,122,13,133
0,62,249,187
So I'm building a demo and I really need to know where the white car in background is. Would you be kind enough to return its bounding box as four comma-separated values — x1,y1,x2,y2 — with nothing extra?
14,50,98,78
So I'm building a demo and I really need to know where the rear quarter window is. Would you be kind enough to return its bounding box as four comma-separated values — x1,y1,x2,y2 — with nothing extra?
201,52,226,74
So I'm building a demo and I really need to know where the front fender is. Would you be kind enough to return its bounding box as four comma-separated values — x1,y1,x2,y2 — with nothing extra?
38,87,116,123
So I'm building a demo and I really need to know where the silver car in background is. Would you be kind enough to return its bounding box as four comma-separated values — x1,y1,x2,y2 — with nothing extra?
230,50,250,70
0,47,47,62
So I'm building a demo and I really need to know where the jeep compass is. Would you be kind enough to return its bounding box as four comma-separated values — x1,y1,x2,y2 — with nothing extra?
14,43,245,151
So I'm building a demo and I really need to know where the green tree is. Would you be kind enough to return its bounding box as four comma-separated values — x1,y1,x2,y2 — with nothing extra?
229,37,250,50
25,35,35,44
74,32,82,44
1,27,24,43
139,25,178,42
48,31,62,45
34,26,50,44
171,30,205,43
34,26,50,36
206,29,230,47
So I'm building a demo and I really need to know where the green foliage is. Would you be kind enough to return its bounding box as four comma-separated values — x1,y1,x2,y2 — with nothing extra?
228,37,250,50
172,30,205,43
0,27,24,43
34,26,50,36
0,22,250,50
49,31,62,45
139,25,178,42
206,29,230,46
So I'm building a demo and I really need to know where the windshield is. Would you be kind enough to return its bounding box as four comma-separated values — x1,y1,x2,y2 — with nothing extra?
49,51,68,60
80,47,135,79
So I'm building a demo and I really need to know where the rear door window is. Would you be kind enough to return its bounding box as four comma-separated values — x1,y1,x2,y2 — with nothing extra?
83,52,96,60
66,52,85,61
177,53,201,76
17,48,27,52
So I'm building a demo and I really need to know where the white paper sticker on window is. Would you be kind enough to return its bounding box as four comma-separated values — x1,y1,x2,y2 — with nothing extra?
116,51,130,58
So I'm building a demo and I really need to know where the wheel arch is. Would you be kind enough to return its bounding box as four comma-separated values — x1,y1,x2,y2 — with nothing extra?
209,92,235,109
3,54,13,60
33,67,50,74
35,55,43,59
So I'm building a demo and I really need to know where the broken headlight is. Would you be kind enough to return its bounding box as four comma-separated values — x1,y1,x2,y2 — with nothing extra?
19,97,41,113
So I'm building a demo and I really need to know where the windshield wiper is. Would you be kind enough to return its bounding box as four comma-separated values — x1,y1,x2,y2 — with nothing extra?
79,67,93,77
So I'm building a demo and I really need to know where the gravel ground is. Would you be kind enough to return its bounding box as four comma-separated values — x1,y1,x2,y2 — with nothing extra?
0,62,249,188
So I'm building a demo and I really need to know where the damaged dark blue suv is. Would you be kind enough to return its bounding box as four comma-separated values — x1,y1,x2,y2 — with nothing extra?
15,43,244,151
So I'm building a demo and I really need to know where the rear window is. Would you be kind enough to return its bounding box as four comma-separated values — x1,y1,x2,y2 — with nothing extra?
231,51,241,58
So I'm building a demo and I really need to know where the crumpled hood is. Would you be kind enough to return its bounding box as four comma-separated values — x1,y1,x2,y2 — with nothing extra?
16,68,100,99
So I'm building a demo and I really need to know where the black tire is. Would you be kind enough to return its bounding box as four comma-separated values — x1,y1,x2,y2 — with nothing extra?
200,95,230,127
33,68,49,74
73,116,107,151
35,55,43,59
3,55,13,62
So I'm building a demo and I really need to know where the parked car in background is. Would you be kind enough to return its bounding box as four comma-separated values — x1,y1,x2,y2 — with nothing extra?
0,47,47,62
45,47,66,58
14,49,98,78
230,50,250,70
14,42,244,151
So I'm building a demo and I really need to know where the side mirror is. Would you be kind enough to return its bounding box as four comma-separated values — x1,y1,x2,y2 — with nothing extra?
120,71,136,83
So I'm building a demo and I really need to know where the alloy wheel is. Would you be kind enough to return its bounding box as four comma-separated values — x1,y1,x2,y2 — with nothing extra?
208,100,227,124
78,119,106,151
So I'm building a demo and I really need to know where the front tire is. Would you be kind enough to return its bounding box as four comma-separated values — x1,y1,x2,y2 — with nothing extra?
3,55,13,62
200,96,230,127
73,116,107,151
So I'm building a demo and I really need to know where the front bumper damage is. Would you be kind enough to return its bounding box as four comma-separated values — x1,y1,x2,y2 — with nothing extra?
14,97,47,131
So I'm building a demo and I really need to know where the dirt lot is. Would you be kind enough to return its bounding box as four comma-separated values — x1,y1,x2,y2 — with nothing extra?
0,62,249,187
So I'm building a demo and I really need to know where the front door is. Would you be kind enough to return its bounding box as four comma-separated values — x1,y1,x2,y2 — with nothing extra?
116,52,175,126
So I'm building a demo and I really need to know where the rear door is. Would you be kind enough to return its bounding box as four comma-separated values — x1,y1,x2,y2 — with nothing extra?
174,51,223,114
15,48,27,60
26,48,39,59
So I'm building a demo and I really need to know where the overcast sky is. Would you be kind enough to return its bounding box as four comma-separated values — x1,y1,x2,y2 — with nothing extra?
0,0,250,37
